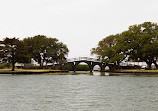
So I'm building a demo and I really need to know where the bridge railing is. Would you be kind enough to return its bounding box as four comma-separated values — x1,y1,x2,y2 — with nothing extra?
67,57,99,62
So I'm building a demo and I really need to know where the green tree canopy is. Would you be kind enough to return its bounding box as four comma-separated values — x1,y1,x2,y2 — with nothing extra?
91,34,125,67
91,22,158,69
0,38,30,71
116,22,158,69
23,35,69,66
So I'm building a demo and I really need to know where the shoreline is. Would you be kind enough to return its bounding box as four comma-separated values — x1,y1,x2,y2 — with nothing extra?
0,70,68,75
107,70,158,76
1,69,158,76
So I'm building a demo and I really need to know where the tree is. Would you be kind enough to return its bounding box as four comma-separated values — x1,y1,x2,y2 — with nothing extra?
117,22,158,69
91,34,125,70
91,22,158,70
91,35,116,62
0,38,30,71
23,35,69,66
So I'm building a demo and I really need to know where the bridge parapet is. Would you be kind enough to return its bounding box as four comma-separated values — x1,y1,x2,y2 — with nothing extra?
67,57,99,62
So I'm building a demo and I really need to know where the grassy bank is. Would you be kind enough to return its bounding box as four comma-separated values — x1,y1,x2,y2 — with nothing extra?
0,68,64,71
0,68,68,74
117,69,158,72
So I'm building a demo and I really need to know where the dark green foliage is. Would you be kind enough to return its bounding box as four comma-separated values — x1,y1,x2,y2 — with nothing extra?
54,66,62,70
64,65,73,71
65,64,89,71
0,38,31,71
91,34,125,70
0,63,11,69
91,22,158,69
117,22,158,69
76,64,89,71
23,35,69,66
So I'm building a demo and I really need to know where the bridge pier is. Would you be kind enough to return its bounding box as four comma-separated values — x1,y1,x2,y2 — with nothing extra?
87,61,93,73
101,64,106,71
73,62,78,72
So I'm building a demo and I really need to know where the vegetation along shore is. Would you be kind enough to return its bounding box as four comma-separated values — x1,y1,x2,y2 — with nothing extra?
0,22,158,75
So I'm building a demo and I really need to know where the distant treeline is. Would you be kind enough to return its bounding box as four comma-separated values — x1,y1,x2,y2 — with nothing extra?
0,35,69,71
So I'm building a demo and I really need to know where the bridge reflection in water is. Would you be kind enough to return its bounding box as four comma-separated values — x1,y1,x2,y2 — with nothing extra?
64,57,106,72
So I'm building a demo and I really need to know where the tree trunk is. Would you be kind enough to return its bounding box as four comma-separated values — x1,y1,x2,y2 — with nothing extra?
11,50,15,71
146,61,152,69
148,63,152,69
40,63,42,67
109,63,117,71
116,61,121,70
12,62,15,71
153,60,158,69
101,65,105,71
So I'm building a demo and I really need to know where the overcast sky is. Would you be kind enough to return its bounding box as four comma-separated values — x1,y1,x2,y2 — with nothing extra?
0,0,158,58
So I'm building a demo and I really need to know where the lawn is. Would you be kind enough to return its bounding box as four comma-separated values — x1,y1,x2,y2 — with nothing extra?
0,68,62,72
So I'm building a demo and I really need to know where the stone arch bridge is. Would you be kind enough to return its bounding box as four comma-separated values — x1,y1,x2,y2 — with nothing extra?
63,57,107,72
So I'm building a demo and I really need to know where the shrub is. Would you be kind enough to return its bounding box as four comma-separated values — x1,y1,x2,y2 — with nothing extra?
0,63,11,69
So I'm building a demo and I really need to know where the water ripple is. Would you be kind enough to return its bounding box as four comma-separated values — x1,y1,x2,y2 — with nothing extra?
0,74,158,111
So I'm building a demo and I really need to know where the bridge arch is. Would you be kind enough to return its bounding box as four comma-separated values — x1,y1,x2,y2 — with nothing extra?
64,57,106,72
74,61,93,72
73,61,105,72
93,64,102,71
105,66,110,70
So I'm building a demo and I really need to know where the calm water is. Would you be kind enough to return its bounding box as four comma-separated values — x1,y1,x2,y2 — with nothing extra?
0,72,158,111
